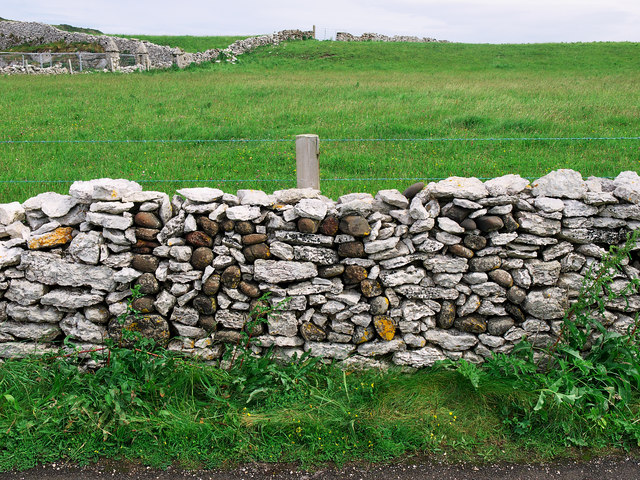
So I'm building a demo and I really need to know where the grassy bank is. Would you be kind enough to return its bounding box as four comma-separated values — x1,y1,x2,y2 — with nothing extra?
0,40,638,202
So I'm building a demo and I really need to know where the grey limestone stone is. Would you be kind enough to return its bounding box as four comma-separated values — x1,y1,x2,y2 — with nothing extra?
254,260,318,283
532,169,587,199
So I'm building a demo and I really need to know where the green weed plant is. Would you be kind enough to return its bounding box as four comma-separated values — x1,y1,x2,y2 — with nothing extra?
455,230,640,449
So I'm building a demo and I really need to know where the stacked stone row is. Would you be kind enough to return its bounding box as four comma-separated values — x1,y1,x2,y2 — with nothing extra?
1,169,640,368
0,179,171,358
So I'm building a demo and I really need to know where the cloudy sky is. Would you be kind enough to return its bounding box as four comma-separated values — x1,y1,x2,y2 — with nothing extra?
3,0,640,43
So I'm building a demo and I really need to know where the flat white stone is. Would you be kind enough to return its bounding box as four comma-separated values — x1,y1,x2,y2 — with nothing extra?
176,187,224,203
70,178,142,202
376,189,409,208
484,174,530,196
532,169,587,199
225,205,261,221
0,202,25,226
428,177,488,200
23,192,78,218
237,189,274,207
86,212,133,230
293,198,328,220
437,217,465,234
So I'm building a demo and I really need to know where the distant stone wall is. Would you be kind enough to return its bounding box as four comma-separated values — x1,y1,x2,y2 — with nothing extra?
0,20,313,72
1,169,639,368
336,32,448,43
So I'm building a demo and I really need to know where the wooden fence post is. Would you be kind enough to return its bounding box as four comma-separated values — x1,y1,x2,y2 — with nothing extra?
296,134,320,190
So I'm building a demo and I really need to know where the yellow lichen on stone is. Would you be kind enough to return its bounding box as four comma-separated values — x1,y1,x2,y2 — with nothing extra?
27,227,74,250
373,315,396,341
354,326,375,344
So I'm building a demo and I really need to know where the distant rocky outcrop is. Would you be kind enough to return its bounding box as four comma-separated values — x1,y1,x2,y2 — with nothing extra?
0,19,313,71
336,32,448,43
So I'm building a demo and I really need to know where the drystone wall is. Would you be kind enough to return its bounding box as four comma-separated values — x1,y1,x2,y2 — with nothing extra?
0,20,313,72
1,169,640,369
336,32,448,43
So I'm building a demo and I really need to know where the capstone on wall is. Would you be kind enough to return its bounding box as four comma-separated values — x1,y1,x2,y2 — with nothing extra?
1,169,640,369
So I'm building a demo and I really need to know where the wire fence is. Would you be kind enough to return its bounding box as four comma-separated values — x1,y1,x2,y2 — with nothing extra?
0,52,136,71
0,135,637,186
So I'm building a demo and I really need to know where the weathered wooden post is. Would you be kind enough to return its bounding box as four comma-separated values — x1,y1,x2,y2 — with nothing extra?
296,134,320,190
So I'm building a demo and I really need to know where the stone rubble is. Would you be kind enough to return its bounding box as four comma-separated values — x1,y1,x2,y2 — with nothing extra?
1,169,639,369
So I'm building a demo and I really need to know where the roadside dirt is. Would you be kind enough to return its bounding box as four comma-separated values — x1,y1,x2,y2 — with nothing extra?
2,456,640,480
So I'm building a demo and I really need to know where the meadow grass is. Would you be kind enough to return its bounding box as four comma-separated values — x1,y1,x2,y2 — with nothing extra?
0,349,607,472
0,39,639,202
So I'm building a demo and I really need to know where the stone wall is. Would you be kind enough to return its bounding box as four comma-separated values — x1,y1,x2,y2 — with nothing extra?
0,20,313,71
1,170,640,368
336,32,448,43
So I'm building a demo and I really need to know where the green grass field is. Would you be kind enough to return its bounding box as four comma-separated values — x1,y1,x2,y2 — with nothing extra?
1,39,639,202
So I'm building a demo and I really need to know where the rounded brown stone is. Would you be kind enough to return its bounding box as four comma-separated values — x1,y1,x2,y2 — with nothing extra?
444,206,470,223
134,212,162,229
344,265,368,284
318,264,345,278
455,315,487,334
220,219,235,232
437,300,456,329
338,241,365,258
373,315,396,341
361,279,383,297
245,320,265,337
242,233,268,246
135,239,160,249
132,254,159,273
319,216,339,236
202,274,221,296
488,269,514,288
221,265,241,289
300,322,327,342
239,281,261,298
135,227,160,241
243,243,270,263
505,303,526,323
354,325,376,344
448,244,474,259
460,218,477,230
191,247,214,270
507,285,527,305
464,235,487,251
109,314,170,348
298,218,319,234
250,298,270,321
476,216,504,233
132,247,153,254
339,215,371,237
185,231,213,248
135,273,159,295
370,296,389,315
197,217,219,237
402,182,425,200
193,294,217,315
215,330,244,344
487,316,515,336
234,221,254,235
469,255,502,272
503,214,519,232
131,296,155,314
198,315,218,332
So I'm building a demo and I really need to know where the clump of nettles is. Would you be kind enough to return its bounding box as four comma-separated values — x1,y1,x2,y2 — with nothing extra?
455,230,640,447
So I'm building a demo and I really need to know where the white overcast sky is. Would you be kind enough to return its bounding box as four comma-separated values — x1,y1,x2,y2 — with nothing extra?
3,0,640,43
